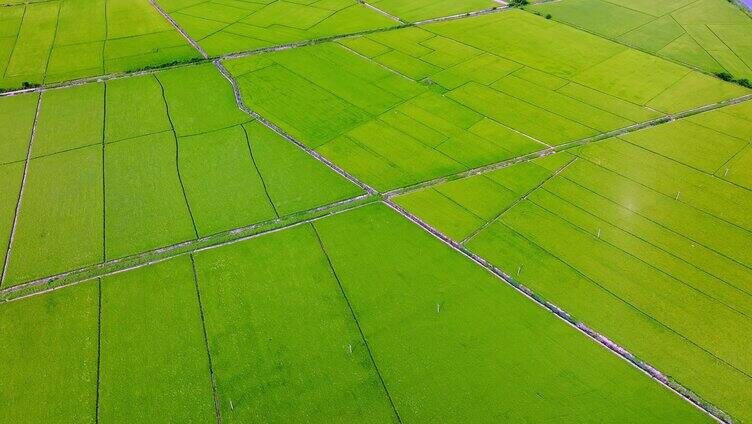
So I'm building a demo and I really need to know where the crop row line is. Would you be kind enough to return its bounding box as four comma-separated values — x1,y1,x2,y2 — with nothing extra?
5,89,751,302
0,194,376,303
383,91,752,200
382,198,731,424
212,60,377,195
311,224,403,423
0,94,42,286
460,156,578,245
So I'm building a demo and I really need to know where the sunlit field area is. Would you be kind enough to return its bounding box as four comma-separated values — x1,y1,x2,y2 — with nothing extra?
1,0,751,423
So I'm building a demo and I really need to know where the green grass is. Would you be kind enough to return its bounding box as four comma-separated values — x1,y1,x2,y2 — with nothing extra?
310,202,710,422
395,118,752,421
164,0,396,57
619,119,746,173
105,75,171,142
155,63,248,136
99,256,216,422
0,93,37,163
0,63,363,285
0,0,201,89
226,11,745,191
104,131,196,259
193,223,397,422
33,83,104,157
177,125,276,237
0,163,24,277
531,0,752,79
0,281,98,423
369,0,495,22
4,146,103,286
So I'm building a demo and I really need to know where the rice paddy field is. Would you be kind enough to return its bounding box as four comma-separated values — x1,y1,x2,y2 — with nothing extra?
1,0,751,423
530,0,752,80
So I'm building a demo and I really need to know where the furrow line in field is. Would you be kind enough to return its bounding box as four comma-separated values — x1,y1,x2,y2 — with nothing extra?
190,254,223,424
0,94,42,286
311,224,403,423
383,198,732,424
383,92,752,199
0,194,376,303
0,2,546,98
213,59,377,195
460,156,577,245
149,0,209,59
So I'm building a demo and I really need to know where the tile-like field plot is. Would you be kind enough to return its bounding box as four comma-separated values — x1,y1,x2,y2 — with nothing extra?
224,10,749,192
155,0,396,57
395,104,752,422
0,63,362,287
531,0,752,79
0,203,712,422
0,0,201,89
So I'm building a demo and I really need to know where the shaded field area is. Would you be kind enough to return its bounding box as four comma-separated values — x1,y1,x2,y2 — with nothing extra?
224,10,749,192
530,0,752,80
395,103,752,422
0,203,711,423
0,0,201,89
0,63,362,287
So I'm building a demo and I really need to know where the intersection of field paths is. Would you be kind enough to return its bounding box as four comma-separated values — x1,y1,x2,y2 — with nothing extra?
1,1,752,423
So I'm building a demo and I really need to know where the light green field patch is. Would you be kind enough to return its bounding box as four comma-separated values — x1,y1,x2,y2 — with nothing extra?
178,125,276,237
313,203,710,423
492,74,633,131
448,82,596,144
647,71,750,113
468,118,544,155
689,108,752,140
605,0,695,16
394,188,484,240
427,11,625,79
0,93,38,163
0,281,98,423
556,82,661,122
193,223,397,422
658,33,723,74
616,15,685,53
105,75,170,142
577,138,752,232
156,64,249,136
104,132,196,259
0,0,200,88
719,145,752,189
3,2,58,84
34,83,104,157
430,53,522,90
572,49,690,105
369,0,494,22
529,0,654,38
511,66,568,90
242,121,363,215
169,0,394,56
0,163,23,276
99,256,216,423
619,119,747,173
5,146,103,286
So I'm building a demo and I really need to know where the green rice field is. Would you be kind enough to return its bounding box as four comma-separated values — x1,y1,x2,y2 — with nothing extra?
0,0,201,89
530,0,752,80
1,0,751,422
